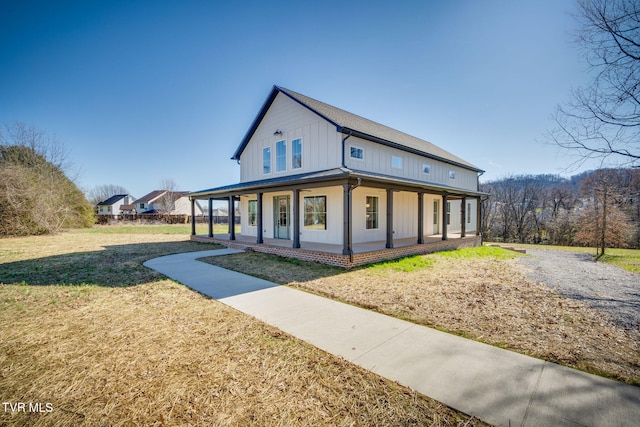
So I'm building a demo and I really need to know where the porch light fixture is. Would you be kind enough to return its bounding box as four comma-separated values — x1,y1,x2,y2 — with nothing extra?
273,129,283,136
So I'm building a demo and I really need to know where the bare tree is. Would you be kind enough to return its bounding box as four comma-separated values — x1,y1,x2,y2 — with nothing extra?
156,178,180,215
574,169,632,254
87,184,131,205
550,0,640,167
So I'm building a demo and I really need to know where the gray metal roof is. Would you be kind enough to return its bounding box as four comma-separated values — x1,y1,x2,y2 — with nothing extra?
232,85,482,172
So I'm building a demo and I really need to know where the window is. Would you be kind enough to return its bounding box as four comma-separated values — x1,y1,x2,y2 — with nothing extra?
350,146,363,160
467,202,471,224
366,196,379,229
449,170,456,179
248,200,257,226
433,200,438,225
446,201,451,225
292,138,302,169
304,196,326,230
392,156,403,169
422,164,431,174
139,203,145,209
263,147,271,174
276,140,286,171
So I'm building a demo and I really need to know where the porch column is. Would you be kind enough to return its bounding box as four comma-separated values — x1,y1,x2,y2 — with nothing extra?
208,198,213,237
190,198,196,236
292,189,300,248
476,197,482,237
342,183,351,256
441,194,448,240
228,196,236,241
386,189,394,249
460,196,466,238
257,192,263,244
417,192,424,244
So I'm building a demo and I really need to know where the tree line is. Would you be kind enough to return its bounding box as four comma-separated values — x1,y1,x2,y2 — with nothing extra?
480,169,640,252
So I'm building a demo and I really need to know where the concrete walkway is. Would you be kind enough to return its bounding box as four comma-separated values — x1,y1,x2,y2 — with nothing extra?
144,249,640,427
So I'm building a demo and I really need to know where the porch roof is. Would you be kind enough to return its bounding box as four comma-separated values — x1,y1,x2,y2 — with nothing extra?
189,167,486,200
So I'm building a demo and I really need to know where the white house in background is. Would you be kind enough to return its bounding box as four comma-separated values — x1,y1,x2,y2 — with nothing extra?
189,85,485,265
97,194,135,218
133,190,203,216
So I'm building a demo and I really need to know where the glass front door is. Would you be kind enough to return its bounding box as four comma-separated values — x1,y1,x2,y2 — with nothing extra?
273,195,290,239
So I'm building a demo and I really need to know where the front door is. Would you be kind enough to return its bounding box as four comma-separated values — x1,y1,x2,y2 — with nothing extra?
273,195,290,239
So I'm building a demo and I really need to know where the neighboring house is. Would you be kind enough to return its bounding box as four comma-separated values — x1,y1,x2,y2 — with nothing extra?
96,194,135,218
134,190,203,216
189,85,485,266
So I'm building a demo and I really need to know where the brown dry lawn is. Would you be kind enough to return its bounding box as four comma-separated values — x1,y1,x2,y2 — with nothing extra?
202,247,640,386
0,226,483,426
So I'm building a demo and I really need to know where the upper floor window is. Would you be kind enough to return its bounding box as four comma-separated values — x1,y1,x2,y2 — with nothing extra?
350,146,363,160
449,170,456,179
422,164,431,174
276,140,286,172
392,156,403,169
263,147,271,174
292,138,302,169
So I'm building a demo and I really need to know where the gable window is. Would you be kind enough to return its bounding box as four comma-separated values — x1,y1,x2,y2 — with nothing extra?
304,196,326,230
422,164,431,174
276,140,286,172
392,156,403,169
248,200,257,226
366,196,379,229
350,146,363,160
449,170,456,179
263,147,271,174
292,138,302,169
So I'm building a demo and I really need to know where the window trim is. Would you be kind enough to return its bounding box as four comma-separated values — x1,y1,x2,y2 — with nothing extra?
291,138,302,170
275,140,286,172
303,195,327,230
263,147,271,175
449,170,456,180
349,145,364,160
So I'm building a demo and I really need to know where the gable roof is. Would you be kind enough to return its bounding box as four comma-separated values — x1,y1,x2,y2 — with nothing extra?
97,194,128,206
133,190,167,204
232,85,482,172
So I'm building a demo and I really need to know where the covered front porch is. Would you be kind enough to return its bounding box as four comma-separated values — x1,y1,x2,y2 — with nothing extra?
191,232,481,268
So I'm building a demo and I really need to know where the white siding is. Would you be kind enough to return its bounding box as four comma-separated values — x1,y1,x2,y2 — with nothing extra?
352,187,387,244
345,136,478,192
239,93,342,182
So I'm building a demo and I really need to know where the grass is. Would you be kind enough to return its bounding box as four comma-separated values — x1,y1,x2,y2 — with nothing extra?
203,246,640,386
0,224,483,426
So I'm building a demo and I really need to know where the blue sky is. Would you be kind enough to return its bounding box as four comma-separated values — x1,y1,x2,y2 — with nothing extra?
0,0,596,198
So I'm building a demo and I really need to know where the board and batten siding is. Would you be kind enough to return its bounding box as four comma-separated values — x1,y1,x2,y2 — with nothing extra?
239,93,342,183
344,136,478,192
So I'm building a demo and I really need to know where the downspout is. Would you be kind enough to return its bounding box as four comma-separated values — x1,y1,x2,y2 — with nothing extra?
347,177,362,262
341,129,353,168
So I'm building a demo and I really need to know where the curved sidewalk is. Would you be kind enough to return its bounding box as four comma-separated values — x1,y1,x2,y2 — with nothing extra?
144,250,640,427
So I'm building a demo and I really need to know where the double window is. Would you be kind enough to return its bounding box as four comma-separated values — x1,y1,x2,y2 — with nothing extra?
304,196,326,230
366,196,379,229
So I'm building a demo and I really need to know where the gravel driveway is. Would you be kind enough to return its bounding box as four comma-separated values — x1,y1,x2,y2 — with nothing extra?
516,249,640,330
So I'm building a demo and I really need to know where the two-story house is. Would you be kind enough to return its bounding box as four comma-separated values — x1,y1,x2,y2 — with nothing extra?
189,86,485,267
97,194,135,218
134,190,202,216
